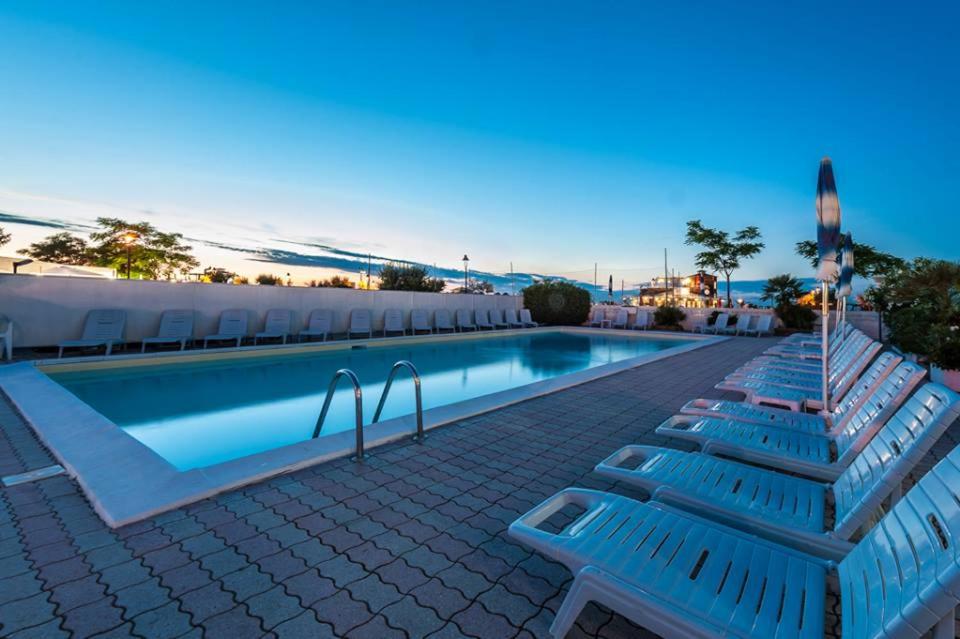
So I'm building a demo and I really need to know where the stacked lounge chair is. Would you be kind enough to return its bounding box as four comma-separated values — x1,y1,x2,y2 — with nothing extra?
508,325,960,638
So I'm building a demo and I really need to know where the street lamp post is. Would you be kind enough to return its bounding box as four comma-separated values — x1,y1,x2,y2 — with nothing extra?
462,254,469,293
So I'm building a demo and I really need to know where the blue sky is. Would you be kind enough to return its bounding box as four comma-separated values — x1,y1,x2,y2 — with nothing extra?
0,2,956,287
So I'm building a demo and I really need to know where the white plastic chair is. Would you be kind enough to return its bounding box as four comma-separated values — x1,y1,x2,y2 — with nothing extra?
435,309,456,333
519,309,538,328
456,309,477,332
704,313,728,334
410,309,432,334
300,309,333,342
0,315,12,361
474,309,495,330
142,310,193,352
632,310,650,331
348,309,373,339
725,313,751,335
58,309,126,357
254,309,293,345
588,308,607,328
611,309,628,329
489,309,509,329
203,310,248,348
383,309,406,336
742,313,773,336
504,309,524,328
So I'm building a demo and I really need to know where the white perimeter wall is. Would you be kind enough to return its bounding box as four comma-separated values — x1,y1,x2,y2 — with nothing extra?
0,275,522,348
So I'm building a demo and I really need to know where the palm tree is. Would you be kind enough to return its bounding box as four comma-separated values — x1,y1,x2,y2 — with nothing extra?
761,274,806,308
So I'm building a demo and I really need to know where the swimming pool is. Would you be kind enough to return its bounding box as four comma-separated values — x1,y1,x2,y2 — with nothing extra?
51,331,686,469
1,327,722,525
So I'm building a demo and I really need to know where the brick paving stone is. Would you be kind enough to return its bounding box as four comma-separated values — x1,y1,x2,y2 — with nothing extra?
0,591,57,635
0,571,44,605
380,595,445,638
315,553,366,588
377,557,431,594
477,583,541,627
272,609,335,638
199,547,249,579
451,601,518,639
426,622,475,639
49,574,106,613
345,614,406,639
409,578,471,620
7,617,68,639
310,590,373,636
60,596,125,638
99,559,153,594
344,573,404,614
283,567,337,607
159,561,212,598
246,584,304,630
179,581,235,623
114,577,171,620
198,604,263,638
220,564,276,603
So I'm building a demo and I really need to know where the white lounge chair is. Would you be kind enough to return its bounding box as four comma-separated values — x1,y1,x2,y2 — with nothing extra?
489,309,509,329
348,309,373,339
141,310,193,352
254,309,293,345
474,309,495,331
656,361,928,481
704,313,728,334
435,309,456,333
597,382,960,560
741,314,773,337
455,309,477,332
716,340,882,411
503,309,524,328
726,334,877,389
588,308,607,328
632,310,650,331
203,310,248,348
0,315,12,361
410,310,432,335
300,309,333,342
722,313,751,335
383,309,406,336
510,442,960,639
681,352,903,433
741,329,866,373
763,328,857,359
58,309,126,358
611,309,628,329
519,309,538,328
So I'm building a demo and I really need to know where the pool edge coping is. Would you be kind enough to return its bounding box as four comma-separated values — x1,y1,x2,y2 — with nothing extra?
0,327,727,527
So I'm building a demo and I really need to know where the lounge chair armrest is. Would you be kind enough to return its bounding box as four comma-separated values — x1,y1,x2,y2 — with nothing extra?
594,446,653,482
509,488,612,552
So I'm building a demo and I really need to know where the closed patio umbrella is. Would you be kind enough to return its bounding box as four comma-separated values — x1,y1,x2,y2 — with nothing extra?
816,158,841,413
608,275,613,299
837,232,854,339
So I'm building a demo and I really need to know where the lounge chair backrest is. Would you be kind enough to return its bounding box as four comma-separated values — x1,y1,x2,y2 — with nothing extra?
157,310,194,338
411,309,430,330
504,309,519,324
832,383,960,538
832,361,927,461
435,309,454,329
838,421,960,638
520,309,534,324
756,314,772,332
490,309,505,324
217,309,248,336
83,309,126,340
307,309,333,333
475,309,489,324
350,309,372,332
635,311,648,327
384,309,404,332
734,314,751,331
591,308,605,323
713,313,729,329
829,352,901,428
456,309,473,327
614,309,627,325
263,309,292,334
829,341,882,397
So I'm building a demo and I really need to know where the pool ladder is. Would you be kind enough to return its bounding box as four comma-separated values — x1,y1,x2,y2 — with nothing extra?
312,360,424,461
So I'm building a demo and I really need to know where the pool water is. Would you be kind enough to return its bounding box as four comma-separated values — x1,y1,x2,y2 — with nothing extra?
49,331,685,470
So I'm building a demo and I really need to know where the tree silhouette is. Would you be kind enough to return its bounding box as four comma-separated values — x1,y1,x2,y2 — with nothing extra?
685,220,764,308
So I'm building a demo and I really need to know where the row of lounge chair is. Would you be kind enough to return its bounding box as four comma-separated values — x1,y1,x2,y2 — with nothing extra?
54,307,540,358
509,325,960,638
588,307,774,336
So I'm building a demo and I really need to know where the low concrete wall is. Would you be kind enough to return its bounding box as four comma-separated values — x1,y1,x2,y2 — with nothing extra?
0,275,522,348
589,305,884,339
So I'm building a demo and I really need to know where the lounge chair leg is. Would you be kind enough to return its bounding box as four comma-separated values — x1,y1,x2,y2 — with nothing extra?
58,347,64,358
550,572,592,639
933,608,956,639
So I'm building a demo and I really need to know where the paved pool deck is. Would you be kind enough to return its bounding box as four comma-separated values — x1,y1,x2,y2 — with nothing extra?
1,336,957,639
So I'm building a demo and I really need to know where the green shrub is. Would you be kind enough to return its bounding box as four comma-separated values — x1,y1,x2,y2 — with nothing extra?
775,304,816,331
932,329,960,370
706,310,721,326
654,305,686,327
379,263,445,292
256,273,282,285
522,282,591,325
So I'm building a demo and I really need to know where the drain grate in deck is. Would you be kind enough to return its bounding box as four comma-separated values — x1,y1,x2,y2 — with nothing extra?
2,465,66,487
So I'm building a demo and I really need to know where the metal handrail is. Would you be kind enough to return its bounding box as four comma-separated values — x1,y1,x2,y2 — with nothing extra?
372,360,424,442
312,368,366,460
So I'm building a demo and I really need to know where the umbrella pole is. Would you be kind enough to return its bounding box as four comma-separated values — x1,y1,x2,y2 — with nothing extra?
821,281,830,415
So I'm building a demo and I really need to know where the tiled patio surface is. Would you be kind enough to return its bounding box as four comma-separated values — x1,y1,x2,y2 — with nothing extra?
1,336,957,638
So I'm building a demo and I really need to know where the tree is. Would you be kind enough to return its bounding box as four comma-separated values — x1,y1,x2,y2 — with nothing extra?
685,220,764,308
88,218,198,279
0,227,9,248
203,267,236,283
256,273,282,285
522,281,591,325
761,274,807,308
454,279,494,294
794,239,905,279
378,263,445,292
19,232,91,264
310,275,355,288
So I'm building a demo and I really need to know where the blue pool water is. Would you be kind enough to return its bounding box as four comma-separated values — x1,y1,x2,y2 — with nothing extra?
49,331,686,470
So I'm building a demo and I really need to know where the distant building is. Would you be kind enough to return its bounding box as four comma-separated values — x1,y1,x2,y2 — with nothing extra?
633,271,718,307
0,256,116,279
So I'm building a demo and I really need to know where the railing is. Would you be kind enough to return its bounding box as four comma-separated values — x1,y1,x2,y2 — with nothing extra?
372,360,425,442
312,368,366,460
